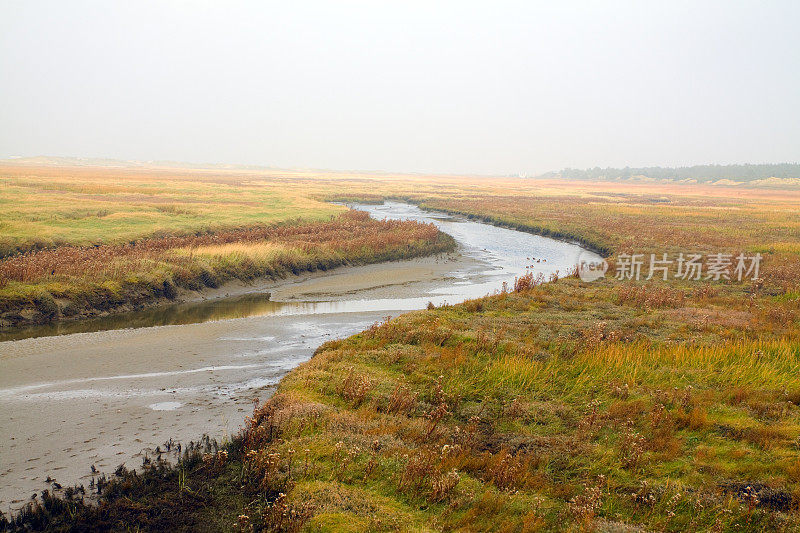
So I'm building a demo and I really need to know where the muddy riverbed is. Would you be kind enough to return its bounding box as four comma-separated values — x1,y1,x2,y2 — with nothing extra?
0,202,600,510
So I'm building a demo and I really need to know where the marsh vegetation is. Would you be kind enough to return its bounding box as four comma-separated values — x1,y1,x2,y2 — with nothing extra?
0,166,455,327
3,162,800,531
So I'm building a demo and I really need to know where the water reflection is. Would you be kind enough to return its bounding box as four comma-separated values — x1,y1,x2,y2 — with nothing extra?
0,293,277,342
1,202,601,343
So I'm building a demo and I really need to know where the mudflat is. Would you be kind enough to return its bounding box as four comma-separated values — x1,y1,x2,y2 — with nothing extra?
0,251,486,510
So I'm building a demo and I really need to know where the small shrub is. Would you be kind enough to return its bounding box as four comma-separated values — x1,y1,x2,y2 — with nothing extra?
259,492,314,533
568,475,605,524
399,449,436,493
339,368,374,407
514,272,545,293
619,422,647,469
430,469,461,502
489,450,527,491
386,384,417,415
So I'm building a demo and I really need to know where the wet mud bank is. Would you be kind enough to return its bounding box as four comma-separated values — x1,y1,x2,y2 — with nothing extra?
0,202,601,509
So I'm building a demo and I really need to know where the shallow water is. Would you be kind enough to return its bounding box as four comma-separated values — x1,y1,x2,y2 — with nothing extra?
358,201,590,294
1,202,593,342
0,202,600,509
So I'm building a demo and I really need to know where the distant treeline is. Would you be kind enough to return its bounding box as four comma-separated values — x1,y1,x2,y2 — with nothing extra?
541,163,800,183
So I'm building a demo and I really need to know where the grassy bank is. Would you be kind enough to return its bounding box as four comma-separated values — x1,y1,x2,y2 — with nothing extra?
247,275,800,531
0,163,466,328
221,187,800,531
4,163,800,531
0,211,454,328
8,273,800,531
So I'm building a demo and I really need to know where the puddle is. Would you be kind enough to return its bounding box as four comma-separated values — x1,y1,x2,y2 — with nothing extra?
148,402,183,411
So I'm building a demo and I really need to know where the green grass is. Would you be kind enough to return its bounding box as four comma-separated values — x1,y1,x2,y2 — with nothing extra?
0,168,344,256
241,276,800,531
0,212,455,327
5,166,800,531
13,275,799,531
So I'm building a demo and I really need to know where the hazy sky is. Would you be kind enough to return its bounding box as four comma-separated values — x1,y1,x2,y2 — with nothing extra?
1,1,798,175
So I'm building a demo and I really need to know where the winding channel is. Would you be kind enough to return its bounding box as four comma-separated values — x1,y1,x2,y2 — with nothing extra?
0,202,601,509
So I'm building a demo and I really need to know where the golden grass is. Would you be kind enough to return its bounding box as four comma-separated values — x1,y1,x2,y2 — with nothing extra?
235,275,800,531
5,160,800,530
211,174,800,531
0,210,454,325
0,163,345,256
177,242,295,262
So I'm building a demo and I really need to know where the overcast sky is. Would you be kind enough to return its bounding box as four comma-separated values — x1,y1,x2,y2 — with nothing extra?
1,1,798,175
